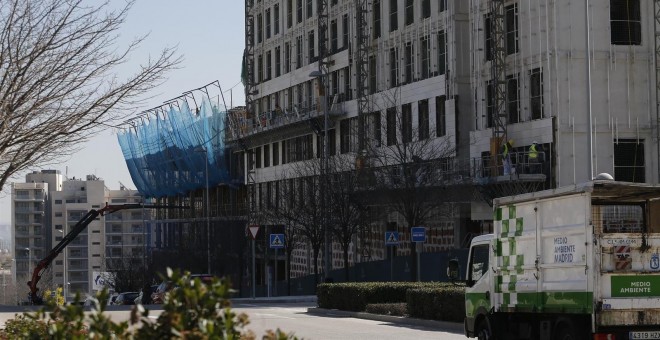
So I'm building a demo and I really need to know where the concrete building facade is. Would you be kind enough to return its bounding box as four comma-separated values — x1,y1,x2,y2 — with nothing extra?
232,0,660,280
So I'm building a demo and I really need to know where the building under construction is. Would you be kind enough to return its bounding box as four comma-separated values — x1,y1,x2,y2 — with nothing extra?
117,0,659,293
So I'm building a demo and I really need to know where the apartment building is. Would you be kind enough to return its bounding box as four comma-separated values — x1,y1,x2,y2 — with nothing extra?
233,0,660,280
12,171,147,302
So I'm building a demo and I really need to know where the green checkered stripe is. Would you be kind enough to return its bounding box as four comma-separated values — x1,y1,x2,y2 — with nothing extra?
494,205,525,308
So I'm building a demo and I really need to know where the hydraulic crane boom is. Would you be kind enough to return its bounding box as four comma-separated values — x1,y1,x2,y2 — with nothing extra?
27,203,179,304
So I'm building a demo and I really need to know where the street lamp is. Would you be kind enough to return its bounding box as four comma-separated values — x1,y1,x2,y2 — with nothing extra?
24,248,31,277
309,70,331,280
196,147,212,275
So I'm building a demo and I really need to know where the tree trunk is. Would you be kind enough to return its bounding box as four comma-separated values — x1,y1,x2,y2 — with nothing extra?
343,247,350,282
286,249,292,295
410,240,418,282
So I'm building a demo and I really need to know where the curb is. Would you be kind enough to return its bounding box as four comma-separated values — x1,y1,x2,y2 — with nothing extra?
306,307,464,334
231,295,318,304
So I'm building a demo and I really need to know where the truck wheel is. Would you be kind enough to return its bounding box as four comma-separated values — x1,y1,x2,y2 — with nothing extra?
475,318,493,340
553,320,577,340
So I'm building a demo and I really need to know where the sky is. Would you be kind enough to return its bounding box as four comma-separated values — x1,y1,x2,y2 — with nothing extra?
0,1,246,225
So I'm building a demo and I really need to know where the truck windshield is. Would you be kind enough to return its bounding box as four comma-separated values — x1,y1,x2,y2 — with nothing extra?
469,244,490,282
592,204,645,233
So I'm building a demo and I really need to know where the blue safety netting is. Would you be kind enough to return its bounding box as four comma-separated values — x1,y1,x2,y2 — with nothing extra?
117,98,231,198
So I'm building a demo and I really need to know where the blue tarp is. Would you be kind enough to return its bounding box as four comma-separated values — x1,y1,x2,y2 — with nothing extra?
117,98,230,198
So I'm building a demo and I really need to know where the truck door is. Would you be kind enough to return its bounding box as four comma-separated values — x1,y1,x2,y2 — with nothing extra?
465,240,492,335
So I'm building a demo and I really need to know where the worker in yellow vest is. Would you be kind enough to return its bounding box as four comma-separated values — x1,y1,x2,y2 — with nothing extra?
528,141,543,173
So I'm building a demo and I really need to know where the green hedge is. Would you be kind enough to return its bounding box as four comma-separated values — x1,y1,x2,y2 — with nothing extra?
406,285,465,322
317,282,463,315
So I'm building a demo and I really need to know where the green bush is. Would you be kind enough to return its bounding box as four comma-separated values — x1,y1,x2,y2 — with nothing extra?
0,268,298,340
364,303,407,317
406,284,465,322
317,282,449,312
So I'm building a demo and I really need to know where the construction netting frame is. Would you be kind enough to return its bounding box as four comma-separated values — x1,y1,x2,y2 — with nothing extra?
117,96,230,198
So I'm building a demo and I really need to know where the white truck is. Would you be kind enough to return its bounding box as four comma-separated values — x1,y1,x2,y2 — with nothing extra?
453,179,660,339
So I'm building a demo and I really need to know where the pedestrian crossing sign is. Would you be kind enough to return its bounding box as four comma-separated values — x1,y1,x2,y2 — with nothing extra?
385,231,399,246
270,233,285,248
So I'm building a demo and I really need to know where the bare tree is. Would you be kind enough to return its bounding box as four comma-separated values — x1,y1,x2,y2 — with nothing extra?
0,0,181,190
327,156,368,282
360,89,458,281
273,163,326,286
105,256,148,293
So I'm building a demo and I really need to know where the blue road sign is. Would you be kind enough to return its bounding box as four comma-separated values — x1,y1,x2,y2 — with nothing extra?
411,227,426,243
385,231,399,246
270,234,285,249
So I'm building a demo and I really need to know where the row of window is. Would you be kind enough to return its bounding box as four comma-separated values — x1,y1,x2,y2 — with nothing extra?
485,68,543,127
250,96,448,170
253,0,448,45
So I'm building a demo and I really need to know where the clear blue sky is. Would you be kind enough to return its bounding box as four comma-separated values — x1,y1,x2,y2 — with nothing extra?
0,1,246,224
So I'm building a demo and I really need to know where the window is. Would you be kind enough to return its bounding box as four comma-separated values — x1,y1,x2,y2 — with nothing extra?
256,146,262,168
318,129,337,156
343,67,351,100
468,244,490,283
55,212,62,217
264,144,270,167
404,42,414,83
389,0,398,32
296,35,303,68
614,139,645,182
420,35,430,79
274,4,280,35
507,75,519,124
369,56,377,94
266,50,272,80
272,143,279,166
484,14,492,61
373,1,381,39
285,42,291,73
422,0,430,18
306,0,313,18
439,0,447,12
505,4,519,55
257,54,263,82
390,48,399,87
366,111,381,147
257,13,263,43
331,19,338,52
297,0,303,23
386,107,397,146
308,30,315,63
55,199,62,204
342,14,349,49
437,31,446,75
610,0,641,45
405,0,414,26
530,68,543,120
266,8,271,39
418,100,429,140
340,117,359,154
275,46,281,77
287,0,293,28
402,103,412,143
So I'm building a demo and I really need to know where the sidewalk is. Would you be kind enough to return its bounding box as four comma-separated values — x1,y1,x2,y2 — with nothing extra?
307,307,464,333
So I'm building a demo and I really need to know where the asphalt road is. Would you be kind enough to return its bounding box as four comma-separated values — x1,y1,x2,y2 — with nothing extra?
0,301,465,339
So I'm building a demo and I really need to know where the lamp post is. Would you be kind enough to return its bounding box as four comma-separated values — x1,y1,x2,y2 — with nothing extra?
57,229,67,302
196,147,212,274
309,70,331,279
24,248,31,277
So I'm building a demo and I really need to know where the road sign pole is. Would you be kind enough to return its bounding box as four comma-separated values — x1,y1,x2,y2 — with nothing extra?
274,248,278,297
390,247,394,281
416,242,421,282
251,239,255,298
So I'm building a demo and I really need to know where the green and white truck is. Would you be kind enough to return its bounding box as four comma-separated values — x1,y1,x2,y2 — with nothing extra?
455,179,660,339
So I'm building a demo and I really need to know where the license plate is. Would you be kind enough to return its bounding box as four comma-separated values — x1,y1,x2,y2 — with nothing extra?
630,331,660,339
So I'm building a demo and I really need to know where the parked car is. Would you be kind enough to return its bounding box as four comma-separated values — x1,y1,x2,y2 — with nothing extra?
107,293,119,306
134,285,159,305
151,274,214,304
113,291,139,305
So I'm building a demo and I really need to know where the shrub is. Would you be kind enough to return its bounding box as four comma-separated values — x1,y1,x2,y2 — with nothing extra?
364,303,407,317
406,284,465,322
317,282,444,311
0,268,298,340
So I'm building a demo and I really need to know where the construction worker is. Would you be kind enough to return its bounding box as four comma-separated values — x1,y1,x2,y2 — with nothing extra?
502,139,514,175
528,141,543,173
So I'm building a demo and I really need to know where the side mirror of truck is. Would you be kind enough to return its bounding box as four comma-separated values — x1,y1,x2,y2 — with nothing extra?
447,258,460,281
